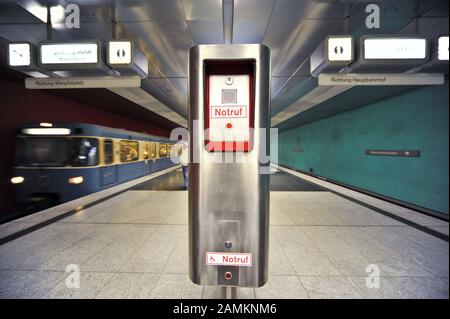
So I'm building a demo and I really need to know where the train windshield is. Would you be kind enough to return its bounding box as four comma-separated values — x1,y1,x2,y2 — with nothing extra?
14,137,99,167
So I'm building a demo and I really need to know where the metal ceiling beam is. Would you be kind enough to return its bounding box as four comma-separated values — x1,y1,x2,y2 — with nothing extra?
223,0,234,44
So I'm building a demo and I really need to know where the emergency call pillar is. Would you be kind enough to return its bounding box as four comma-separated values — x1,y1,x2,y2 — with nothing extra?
188,44,271,288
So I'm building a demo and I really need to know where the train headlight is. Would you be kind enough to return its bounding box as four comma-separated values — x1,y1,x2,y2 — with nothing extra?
68,176,84,184
11,176,24,184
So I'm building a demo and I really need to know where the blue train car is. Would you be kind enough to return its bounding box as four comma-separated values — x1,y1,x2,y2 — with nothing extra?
10,122,178,205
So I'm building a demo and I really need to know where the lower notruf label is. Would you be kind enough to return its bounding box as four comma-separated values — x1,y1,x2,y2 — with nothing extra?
206,252,252,267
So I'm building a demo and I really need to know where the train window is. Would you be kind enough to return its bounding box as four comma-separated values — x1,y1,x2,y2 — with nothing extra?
150,142,157,159
69,138,99,167
167,144,174,157
159,143,168,157
13,137,99,167
143,142,150,160
14,137,68,167
120,140,139,162
104,140,114,164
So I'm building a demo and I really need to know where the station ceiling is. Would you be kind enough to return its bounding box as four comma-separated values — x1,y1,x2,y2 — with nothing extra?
0,0,448,131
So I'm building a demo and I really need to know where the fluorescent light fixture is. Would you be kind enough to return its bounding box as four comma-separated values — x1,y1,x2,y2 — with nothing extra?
438,36,449,61
327,37,353,62
22,3,48,22
40,43,98,65
8,43,31,67
11,176,25,184
364,38,427,60
68,176,84,184
40,122,53,127
108,41,132,65
22,128,71,135
20,2,64,23
50,5,65,24
24,71,49,78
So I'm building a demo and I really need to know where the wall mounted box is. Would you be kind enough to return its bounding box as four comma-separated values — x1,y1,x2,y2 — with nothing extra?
310,35,354,77
349,35,430,73
106,40,149,79
8,42,35,69
8,42,55,78
415,36,449,74
37,41,110,75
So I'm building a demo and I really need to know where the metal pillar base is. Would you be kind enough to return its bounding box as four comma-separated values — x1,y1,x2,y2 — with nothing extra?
223,286,237,299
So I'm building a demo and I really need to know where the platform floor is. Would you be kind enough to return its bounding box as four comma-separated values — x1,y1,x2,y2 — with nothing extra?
132,170,325,192
0,168,448,299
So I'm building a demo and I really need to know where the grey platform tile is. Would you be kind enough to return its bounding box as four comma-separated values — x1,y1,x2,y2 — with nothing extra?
38,224,134,271
44,271,115,299
269,201,297,225
430,226,449,236
12,207,75,224
165,209,189,225
37,224,134,271
388,226,449,255
76,191,188,225
279,168,446,228
164,229,189,274
160,203,189,225
302,226,372,276
404,277,449,299
0,270,66,299
347,276,449,299
331,227,434,277
202,286,255,299
0,222,38,239
119,225,184,273
64,193,153,224
272,226,341,276
82,225,154,272
362,226,449,278
348,206,404,226
95,273,160,299
268,230,297,276
296,204,384,226
283,192,344,205
366,203,448,227
11,168,180,224
0,223,97,271
149,274,203,299
254,276,309,299
299,276,362,299
283,204,334,226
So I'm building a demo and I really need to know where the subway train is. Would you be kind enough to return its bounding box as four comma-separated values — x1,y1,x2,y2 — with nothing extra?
10,123,178,207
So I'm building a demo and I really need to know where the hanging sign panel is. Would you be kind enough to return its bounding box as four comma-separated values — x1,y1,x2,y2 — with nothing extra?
365,150,421,157
8,43,32,67
25,76,141,89
106,40,149,78
38,41,102,69
318,73,445,86
364,38,427,60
